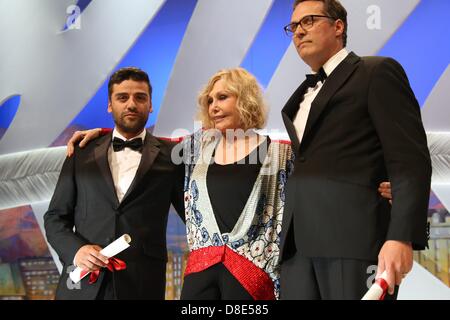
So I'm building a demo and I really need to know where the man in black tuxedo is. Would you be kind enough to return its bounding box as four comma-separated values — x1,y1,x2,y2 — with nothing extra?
44,67,184,299
280,0,431,299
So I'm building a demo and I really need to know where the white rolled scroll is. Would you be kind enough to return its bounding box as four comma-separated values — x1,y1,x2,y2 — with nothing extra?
362,271,389,300
69,234,131,283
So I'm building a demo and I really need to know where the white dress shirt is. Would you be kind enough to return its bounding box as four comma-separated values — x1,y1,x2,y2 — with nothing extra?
73,128,146,266
293,48,349,143
108,128,146,202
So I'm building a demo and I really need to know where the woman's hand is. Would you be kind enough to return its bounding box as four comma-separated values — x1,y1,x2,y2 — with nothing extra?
378,182,392,204
66,128,102,157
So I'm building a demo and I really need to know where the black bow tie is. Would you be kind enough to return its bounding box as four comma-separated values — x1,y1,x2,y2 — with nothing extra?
112,137,143,152
305,67,327,88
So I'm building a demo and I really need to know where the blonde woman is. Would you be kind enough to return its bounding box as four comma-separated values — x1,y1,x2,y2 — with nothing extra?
180,68,292,299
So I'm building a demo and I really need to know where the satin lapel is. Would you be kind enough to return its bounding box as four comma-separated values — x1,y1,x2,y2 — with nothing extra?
94,133,119,206
281,82,310,153
120,131,161,204
302,52,360,142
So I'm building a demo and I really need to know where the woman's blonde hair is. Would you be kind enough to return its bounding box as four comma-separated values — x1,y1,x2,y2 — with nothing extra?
197,67,267,130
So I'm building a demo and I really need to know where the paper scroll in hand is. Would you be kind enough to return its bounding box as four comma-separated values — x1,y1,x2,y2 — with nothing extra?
69,234,131,283
362,270,389,300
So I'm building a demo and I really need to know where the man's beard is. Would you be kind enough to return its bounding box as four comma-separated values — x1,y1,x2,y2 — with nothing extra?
115,114,148,135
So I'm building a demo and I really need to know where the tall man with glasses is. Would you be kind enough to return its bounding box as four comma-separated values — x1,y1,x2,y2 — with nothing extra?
279,0,431,299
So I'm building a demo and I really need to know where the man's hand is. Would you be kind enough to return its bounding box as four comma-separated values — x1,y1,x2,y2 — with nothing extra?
66,128,102,157
377,240,413,295
74,244,109,272
378,182,392,204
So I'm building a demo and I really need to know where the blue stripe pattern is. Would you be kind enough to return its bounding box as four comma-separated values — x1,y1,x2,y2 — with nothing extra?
241,0,293,88
68,0,198,130
0,95,21,140
378,0,450,107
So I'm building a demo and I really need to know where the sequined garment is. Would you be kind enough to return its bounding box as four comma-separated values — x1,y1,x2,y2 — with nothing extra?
182,130,294,299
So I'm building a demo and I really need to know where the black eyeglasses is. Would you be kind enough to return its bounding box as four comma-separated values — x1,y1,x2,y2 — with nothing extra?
283,15,336,36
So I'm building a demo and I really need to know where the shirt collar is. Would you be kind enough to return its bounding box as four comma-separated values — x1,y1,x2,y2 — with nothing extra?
314,48,349,77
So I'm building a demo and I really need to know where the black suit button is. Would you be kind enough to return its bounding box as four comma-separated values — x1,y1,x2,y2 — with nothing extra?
106,237,113,244
299,157,306,163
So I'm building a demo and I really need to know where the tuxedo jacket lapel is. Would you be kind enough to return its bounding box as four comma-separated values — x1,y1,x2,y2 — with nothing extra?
281,82,310,153
302,52,360,141
121,130,161,204
94,133,119,206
